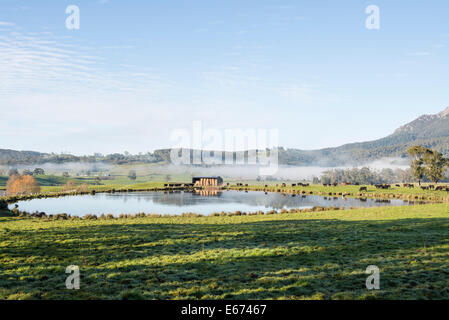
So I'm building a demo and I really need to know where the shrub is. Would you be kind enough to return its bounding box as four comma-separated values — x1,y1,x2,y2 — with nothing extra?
6,175,40,196
63,181,77,192
7,168,19,176
33,168,45,175
128,170,137,180
0,199,8,210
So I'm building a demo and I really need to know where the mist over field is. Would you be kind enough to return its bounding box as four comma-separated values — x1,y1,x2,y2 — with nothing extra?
0,157,410,181
0,162,113,175
105,157,410,181
173,157,410,180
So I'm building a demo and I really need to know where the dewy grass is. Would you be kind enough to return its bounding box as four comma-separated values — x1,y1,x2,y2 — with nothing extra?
1,203,449,300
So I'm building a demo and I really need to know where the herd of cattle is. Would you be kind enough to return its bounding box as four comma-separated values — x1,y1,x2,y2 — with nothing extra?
320,183,449,192
369,183,449,191
232,182,449,192
290,183,310,187
237,183,311,188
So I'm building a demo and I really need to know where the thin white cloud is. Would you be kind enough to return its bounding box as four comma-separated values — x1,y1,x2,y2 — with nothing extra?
399,60,417,65
0,30,168,97
275,84,321,101
0,21,15,26
12,6,30,11
408,52,432,56
100,45,135,49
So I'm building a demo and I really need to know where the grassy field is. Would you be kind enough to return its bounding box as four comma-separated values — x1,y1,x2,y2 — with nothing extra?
1,204,449,300
227,183,449,201
0,175,169,194
37,181,168,194
0,175,98,189
0,174,150,188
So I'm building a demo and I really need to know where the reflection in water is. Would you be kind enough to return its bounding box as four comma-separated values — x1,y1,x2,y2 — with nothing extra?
10,190,414,217
193,190,222,197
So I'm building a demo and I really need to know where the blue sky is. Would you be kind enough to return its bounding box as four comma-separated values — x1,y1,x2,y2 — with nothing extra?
0,0,448,155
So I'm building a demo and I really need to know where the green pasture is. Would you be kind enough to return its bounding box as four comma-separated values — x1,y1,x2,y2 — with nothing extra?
1,204,449,300
228,183,449,200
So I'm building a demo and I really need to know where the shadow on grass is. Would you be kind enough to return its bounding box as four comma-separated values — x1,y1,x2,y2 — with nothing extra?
2,217,449,299
0,209,14,219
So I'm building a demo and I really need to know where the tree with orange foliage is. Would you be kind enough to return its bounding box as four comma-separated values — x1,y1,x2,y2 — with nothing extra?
6,174,20,192
6,174,41,196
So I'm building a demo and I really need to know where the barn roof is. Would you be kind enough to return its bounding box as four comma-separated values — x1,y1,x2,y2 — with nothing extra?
192,176,222,179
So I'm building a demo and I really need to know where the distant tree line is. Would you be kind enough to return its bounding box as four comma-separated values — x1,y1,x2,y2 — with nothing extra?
319,146,449,185
319,167,416,185
2,168,46,177
0,150,163,166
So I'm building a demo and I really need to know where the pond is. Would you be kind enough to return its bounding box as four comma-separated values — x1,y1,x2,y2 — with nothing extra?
9,190,414,216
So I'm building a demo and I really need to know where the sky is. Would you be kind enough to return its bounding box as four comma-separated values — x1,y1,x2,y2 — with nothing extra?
0,0,448,155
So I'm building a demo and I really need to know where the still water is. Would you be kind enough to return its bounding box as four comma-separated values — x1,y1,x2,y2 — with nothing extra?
9,190,413,216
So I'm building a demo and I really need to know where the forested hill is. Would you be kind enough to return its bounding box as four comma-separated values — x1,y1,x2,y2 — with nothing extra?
2,106,449,167
0,149,48,165
285,106,449,166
